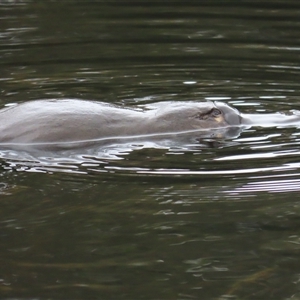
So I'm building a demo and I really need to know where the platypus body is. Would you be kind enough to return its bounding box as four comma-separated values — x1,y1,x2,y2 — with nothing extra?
0,99,241,150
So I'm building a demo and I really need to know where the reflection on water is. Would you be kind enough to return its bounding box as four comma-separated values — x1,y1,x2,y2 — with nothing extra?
0,126,243,173
230,177,300,193
1,0,300,299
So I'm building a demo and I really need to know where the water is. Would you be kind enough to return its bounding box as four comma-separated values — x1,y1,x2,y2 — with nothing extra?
1,1,300,299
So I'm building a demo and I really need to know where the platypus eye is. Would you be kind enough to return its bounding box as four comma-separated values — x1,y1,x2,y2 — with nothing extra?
195,108,222,120
211,108,221,117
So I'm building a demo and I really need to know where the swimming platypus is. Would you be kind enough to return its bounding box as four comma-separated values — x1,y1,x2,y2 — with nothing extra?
1,99,299,151
0,99,241,149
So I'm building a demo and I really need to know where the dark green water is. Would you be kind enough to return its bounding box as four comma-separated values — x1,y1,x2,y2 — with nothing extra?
1,1,300,299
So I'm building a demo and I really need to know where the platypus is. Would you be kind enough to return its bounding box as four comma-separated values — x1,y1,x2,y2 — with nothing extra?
1,99,299,151
0,99,241,149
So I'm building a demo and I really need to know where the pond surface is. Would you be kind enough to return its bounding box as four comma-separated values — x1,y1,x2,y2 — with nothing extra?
1,1,300,299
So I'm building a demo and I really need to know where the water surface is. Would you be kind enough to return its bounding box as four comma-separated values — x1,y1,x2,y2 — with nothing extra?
1,1,300,299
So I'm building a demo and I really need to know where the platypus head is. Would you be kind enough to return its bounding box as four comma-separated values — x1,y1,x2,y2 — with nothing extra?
148,101,242,136
187,101,242,129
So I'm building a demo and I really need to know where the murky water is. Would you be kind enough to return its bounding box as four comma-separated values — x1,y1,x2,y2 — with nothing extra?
1,1,300,299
